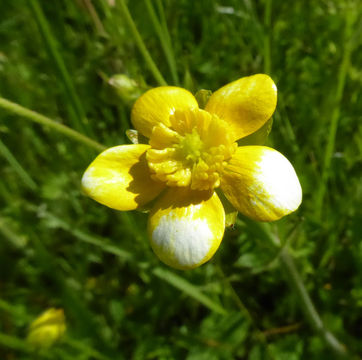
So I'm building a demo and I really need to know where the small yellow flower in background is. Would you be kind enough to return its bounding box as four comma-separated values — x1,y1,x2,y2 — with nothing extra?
26,308,66,348
82,74,302,270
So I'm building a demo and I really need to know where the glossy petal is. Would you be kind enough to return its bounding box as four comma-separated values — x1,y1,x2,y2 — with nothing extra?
82,144,165,211
205,74,277,141
148,188,225,270
221,146,302,221
131,86,199,138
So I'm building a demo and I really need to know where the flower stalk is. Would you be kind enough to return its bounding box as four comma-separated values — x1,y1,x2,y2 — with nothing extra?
242,218,348,356
279,247,348,357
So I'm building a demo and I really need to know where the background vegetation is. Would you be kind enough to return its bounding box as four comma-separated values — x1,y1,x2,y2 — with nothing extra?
1,0,361,359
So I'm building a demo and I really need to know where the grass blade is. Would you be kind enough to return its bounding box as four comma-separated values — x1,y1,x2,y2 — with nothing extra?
315,8,357,219
118,0,167,86
27,203,226,314
144,0,179,85
28,0,89,133
152,266,226,315
0,97,105,151
0,138,37,190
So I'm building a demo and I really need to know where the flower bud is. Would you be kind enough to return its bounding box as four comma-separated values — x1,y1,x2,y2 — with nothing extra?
108,74,144,104
26,308,66,348
195,89,212,109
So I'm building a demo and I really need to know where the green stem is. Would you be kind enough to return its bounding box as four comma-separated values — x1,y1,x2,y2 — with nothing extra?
263,0,272,75
250,221,348,357
217,266,276,359
279,247,348,357
82,0,107,37
118,0,167,86
0,97,105,152
315,9,356,219
28,0,89,133
152,267,226,315
144,0,179,85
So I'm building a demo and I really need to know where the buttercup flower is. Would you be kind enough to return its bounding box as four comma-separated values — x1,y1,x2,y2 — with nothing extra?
82,74,302,270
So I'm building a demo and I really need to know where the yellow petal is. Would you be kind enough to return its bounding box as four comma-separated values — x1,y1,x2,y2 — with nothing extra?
221,146,302,221
131,86,199,138
82,144,165,211
148,188,225,270
205,74,277,141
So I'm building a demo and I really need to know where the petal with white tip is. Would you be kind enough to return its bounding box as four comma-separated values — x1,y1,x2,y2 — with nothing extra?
148,188,225,270
221,146,302,221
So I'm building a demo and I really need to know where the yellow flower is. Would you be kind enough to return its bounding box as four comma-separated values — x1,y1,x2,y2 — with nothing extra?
82,74,302,270
26,308,66,348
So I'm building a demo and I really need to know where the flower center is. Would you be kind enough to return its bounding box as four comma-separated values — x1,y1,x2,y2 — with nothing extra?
178,128,203,163
146,108,237,190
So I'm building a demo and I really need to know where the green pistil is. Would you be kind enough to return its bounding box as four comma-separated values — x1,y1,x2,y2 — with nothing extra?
178,129,203,163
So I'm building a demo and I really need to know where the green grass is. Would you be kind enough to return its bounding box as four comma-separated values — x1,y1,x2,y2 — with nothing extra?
1,0,362,359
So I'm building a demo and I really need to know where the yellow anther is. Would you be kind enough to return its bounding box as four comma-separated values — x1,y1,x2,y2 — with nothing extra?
147,108,236,191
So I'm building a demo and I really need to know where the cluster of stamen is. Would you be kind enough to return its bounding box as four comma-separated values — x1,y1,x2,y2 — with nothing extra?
146,108,237,191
